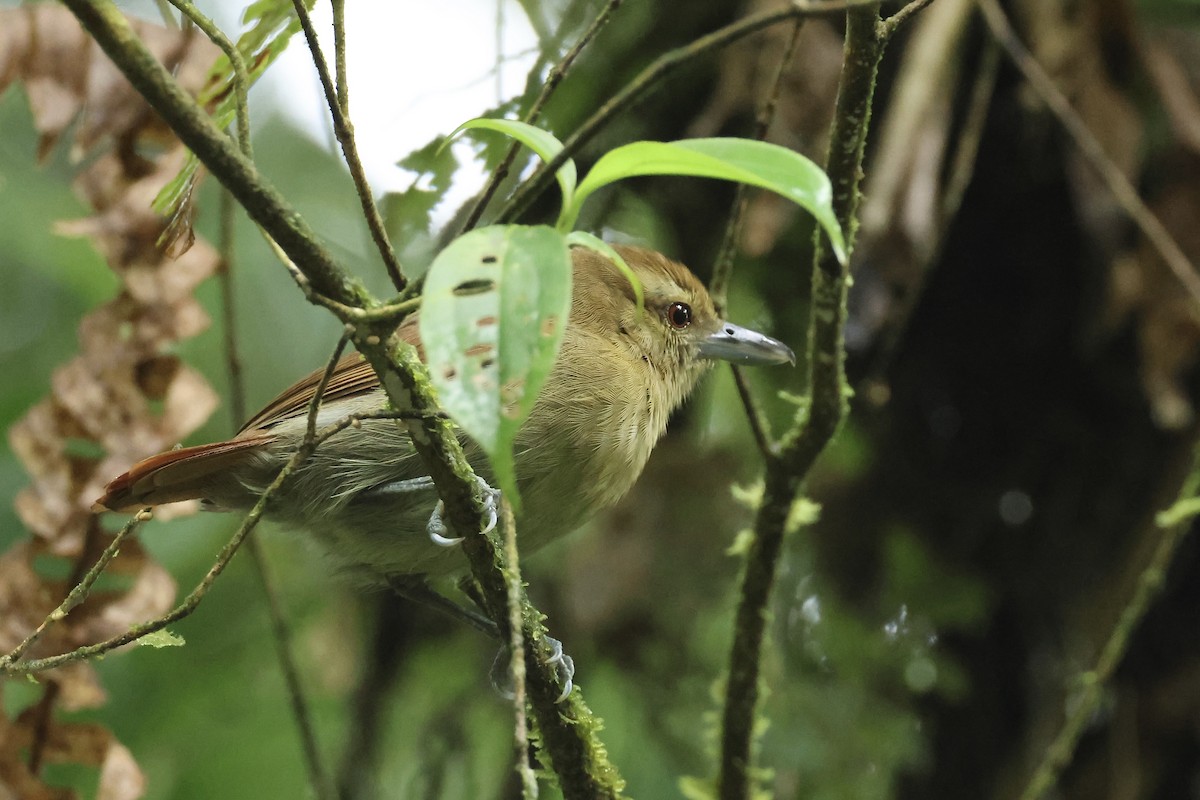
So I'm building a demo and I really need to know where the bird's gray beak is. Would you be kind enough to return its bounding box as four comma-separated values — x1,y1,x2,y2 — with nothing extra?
698,322,795,366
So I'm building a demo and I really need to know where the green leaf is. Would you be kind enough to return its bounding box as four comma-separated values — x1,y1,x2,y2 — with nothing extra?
564,138,846,263
1157,496,1200,528
153,0,314,220
420,225,573,509
136,629,185,648
384,135,459,271
565,231,643,312
445,118,576,213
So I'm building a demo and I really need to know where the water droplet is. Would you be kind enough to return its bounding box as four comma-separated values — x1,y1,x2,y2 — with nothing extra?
905,657,937,692
999,490,1033,526
800,594,821,625
929,404,961,439
884,604,909,639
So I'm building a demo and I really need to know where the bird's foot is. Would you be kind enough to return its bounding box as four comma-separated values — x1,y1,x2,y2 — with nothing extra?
491,635,576,703
427,476,501,547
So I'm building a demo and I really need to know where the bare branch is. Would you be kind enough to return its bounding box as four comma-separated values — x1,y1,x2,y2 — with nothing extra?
1018,439,1200,800
719,6,896,797
498,0,884,224
461,0,625,233
0,410,414,677
709,18,806,461
880,0,936,40
289,0,406,293
976,0,1200,308
0,513,145,669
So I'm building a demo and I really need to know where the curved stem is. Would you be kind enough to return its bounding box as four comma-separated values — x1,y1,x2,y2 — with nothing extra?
718,7,889,798
290,0,407,292
460,0,625,234
497,0,879,225
0,514,145,669
1018,443,1200,799
976,0,1200,307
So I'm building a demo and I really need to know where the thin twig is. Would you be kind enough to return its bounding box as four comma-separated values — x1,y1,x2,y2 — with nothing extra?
306,331,353,443
976,0,1200,307
290,0,406,292
709,18,805,460
219,181,334,800
1017,441,1200,800
163,0,251,157
494,0,505,102
27,681,59,775
939,39,998,239
331,0,349,113
218,192,248,426
270,237,420,324
880,0,937,40
497,0,880,225
710,19,803,308
718,6,896,798
732,366,777,460
460,0,625,234
0,513,146,669
244,536,335,800
0,410,415,678
502,497,537,799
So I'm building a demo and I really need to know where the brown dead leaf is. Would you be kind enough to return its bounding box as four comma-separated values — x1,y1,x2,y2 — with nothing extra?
2,7,225,798
0,5,216,159
0,542,58,654
1,706,146,800
97,741,145,800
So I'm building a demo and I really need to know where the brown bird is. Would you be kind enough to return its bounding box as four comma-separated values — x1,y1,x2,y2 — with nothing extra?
96,245,793,585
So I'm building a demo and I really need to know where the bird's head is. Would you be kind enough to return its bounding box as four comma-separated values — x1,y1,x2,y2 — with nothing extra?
570,245,794,392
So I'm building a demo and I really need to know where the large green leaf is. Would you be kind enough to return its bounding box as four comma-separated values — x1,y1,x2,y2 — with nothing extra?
419,225,573,509
563,138,846,263
446,118,576,212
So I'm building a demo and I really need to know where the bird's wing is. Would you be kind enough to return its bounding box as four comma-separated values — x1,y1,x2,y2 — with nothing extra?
95,317,424,511
239,316,424,433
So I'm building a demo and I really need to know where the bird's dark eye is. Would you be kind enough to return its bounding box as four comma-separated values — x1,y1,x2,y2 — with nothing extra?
666,301,692,329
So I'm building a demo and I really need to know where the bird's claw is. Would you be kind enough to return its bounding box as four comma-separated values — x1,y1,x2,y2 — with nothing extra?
490,635,576,703
426,500,462,546
427,476,501,547
545,636,575,702
478,476,500,534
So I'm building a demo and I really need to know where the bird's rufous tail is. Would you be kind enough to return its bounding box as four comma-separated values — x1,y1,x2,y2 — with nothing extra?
94,435,272,512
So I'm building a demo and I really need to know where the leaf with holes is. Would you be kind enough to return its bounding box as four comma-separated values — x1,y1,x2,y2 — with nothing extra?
420,225,572,509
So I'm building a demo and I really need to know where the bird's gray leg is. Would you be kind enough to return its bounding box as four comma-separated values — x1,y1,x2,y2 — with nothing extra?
425,475,501,547
387,576,498,638
360,475,500,547
490,635,576,703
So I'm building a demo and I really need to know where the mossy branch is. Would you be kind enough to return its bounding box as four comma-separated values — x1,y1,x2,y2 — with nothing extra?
52,2,622,794
716,5,907,798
